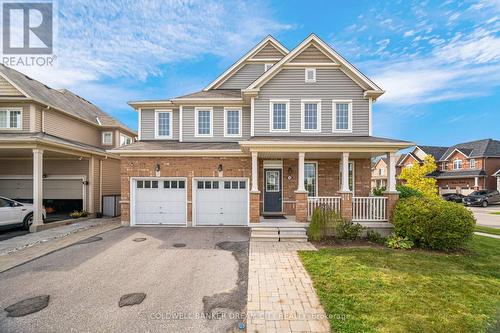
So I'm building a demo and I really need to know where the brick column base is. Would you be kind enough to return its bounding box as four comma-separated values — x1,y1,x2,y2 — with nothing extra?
339,191,353,221
250,191,261,223
384,191,400,223
295,191,308,222
121,202,130,226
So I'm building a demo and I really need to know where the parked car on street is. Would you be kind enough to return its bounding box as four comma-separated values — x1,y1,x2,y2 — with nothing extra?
0,196,46,229
463,190,500,207
442,193,466,203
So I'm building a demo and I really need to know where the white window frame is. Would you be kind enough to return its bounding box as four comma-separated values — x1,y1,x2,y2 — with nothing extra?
379,168,385,176
264,63,273,72
0,107,22,130
269,99,290,133
332,100,353,133
305,68,316,83
470,159,476,169
195,107,213,137
453,159,463,170
300,99,321,133
304,161,318,197
120,134,132,146
154,109,173,139
224,107,242,137
102,131,113,145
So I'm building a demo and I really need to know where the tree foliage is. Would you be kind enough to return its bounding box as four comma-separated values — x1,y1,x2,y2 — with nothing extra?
399,155,438,197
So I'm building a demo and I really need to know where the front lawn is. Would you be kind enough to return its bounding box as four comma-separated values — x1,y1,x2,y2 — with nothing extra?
475,225,500,236
490,212,500,215
299,236,500,333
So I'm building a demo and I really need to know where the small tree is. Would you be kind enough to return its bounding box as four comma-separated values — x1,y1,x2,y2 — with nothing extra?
399,155,438,198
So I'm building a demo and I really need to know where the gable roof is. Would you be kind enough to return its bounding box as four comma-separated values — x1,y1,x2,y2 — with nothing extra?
439,139,500,161
244,34,384,98
397,152,422,166
203,35,288,91
416,145,449,160
173,89,242,100
0,64,135,134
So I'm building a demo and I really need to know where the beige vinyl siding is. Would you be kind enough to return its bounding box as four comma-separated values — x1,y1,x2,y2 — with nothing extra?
101,159,121,195
254,68,369,136
32,104,42,132
44,109,101,146
252,43,285,59
0,103,30,132
182,106,251,142
0,76,23,96
0,159,89,176
140,108,179,140
290,44,332,63
219,64,265,89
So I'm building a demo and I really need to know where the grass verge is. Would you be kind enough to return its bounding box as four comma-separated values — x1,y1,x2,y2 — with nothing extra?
475,225,500,236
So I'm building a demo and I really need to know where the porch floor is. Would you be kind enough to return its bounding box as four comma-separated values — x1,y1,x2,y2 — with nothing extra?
254,215,309,228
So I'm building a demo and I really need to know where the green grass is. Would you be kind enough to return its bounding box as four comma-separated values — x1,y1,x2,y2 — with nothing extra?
475,226,500,236
490,212,500,215
299,236,500,333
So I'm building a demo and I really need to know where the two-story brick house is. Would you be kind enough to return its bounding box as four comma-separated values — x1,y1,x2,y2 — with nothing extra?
0,64,136,231
397,140,500,195
112,34,412,229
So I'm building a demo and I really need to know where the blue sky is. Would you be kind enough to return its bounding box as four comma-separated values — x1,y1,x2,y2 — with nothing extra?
17,0,500,146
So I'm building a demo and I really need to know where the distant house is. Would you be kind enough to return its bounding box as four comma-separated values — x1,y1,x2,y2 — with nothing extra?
397,139,500,195
371,156,401,190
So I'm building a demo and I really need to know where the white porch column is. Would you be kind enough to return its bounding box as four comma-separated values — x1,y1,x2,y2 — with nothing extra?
474,176,479,189
387,152,397,192
251,152,259,192
340,152,351,192
31,148,44,232
497,176,500,191
298,152,305,192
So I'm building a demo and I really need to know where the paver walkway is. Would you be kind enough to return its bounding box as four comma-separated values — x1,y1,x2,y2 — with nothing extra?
246,241,330,333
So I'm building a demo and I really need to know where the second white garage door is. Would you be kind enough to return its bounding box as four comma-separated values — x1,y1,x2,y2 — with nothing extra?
194,178,248,226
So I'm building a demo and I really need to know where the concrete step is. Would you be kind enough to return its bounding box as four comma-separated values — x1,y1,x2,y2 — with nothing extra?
251,227,279,241
279,227,308,242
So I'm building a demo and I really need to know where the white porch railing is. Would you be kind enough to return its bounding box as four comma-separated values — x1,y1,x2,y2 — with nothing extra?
307,196,341,220
352,197,387,222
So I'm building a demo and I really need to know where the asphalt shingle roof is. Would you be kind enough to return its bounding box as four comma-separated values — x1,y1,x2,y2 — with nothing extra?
174,89,242,100
418,146,449,160
431,170,487,178
112,140,241,151
439,139,500,160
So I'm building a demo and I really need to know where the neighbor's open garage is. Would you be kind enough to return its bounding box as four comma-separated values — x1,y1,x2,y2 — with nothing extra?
193,178,248,226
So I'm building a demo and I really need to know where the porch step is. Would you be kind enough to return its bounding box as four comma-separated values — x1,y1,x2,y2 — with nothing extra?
250,227,308,242
250,228,279,241
279,227,308,242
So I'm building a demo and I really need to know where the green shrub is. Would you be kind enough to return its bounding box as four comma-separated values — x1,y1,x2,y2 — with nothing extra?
372,187,386,196
396,184,423,199
80,211,89,217
307,208,364,241
385,234,414,249
69,211,82,219
393,197,476,250
337,220,364,240
366,230,386,244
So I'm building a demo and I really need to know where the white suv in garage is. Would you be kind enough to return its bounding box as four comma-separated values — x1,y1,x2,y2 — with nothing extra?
0,196,46,230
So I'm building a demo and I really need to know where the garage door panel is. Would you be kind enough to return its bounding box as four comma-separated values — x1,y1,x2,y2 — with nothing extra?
0,179,83,199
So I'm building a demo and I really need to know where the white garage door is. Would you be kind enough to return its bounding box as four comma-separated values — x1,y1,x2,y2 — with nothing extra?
134,178,186,225
0,179,83,199
195,179,248,226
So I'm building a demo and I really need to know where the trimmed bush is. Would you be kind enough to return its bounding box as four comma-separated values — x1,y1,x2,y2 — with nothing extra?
393,197,475,250
396,184,423,199
372,187,386,196
307,207,364,241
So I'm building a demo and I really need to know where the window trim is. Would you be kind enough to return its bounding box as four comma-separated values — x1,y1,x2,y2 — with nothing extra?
269,99,290,133
264,63,273,72
332,100,353,133
101,131,113,145
300,99,321,133
305,68,316,83
223,107,242,137
194,107,213,137
120,134,133,146
453,159,463,170
304,161,318,197
0,107,22,130
154,109,173,139
469,158,476,169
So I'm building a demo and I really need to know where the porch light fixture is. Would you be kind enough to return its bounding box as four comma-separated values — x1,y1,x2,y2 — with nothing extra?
217,164,223,172
82,180,89,185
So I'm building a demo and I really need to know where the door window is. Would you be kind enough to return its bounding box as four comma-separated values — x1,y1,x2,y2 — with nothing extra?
266,171,280,192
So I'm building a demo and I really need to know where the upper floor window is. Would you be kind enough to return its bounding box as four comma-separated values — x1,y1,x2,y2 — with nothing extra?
102,131,113,145
120,134,132,146
301,100,321,132
332,100,352,132
441,162,447,171
0,108,22,129
470,159,476,169
270,100,289,132
305,68,316,83
453,159,463,170
224,108,242,137
379,168,385,176
195,107,213,137
155,110,172,139
264,63,273,72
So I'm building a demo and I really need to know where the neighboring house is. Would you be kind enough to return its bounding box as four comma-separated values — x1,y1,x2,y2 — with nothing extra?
397,140,500,195
494,169,500,191
0,64,136,231
112,34,411,228
371,156,400,190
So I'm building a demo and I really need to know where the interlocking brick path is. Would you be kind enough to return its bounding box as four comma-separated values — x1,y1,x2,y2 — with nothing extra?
246,241,330,333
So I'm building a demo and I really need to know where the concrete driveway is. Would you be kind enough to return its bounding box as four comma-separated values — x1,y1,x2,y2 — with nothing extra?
469,204,500,228
0,227,249,333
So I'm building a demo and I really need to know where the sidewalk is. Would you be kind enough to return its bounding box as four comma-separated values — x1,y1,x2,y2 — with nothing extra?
474,232,500,239
0,217,121,272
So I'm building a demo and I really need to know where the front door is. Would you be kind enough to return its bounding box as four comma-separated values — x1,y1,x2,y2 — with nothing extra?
264,169,282,213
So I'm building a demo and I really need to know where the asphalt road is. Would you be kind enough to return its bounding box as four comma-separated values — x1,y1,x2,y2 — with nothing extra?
0,227,250,333
0,226,28,242
469,205,500,229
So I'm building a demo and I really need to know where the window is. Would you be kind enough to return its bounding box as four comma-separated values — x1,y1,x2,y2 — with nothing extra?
339,161,355,192
453,159,463,170
301,100,321,132
198,180,219,189
304,162,317,197
270,100,289,132
305,68,316,83
266,170,280,192
195,108,212,137
264,63,273,72
470,159,476,169
224,108,241,137
379,168,385,176
120,134,132,146
102,131,113,145
0,109,22,129
155,110,172,139
333,101,352,132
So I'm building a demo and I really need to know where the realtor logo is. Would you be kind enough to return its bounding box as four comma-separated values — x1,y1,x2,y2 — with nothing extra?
2,2,53,54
